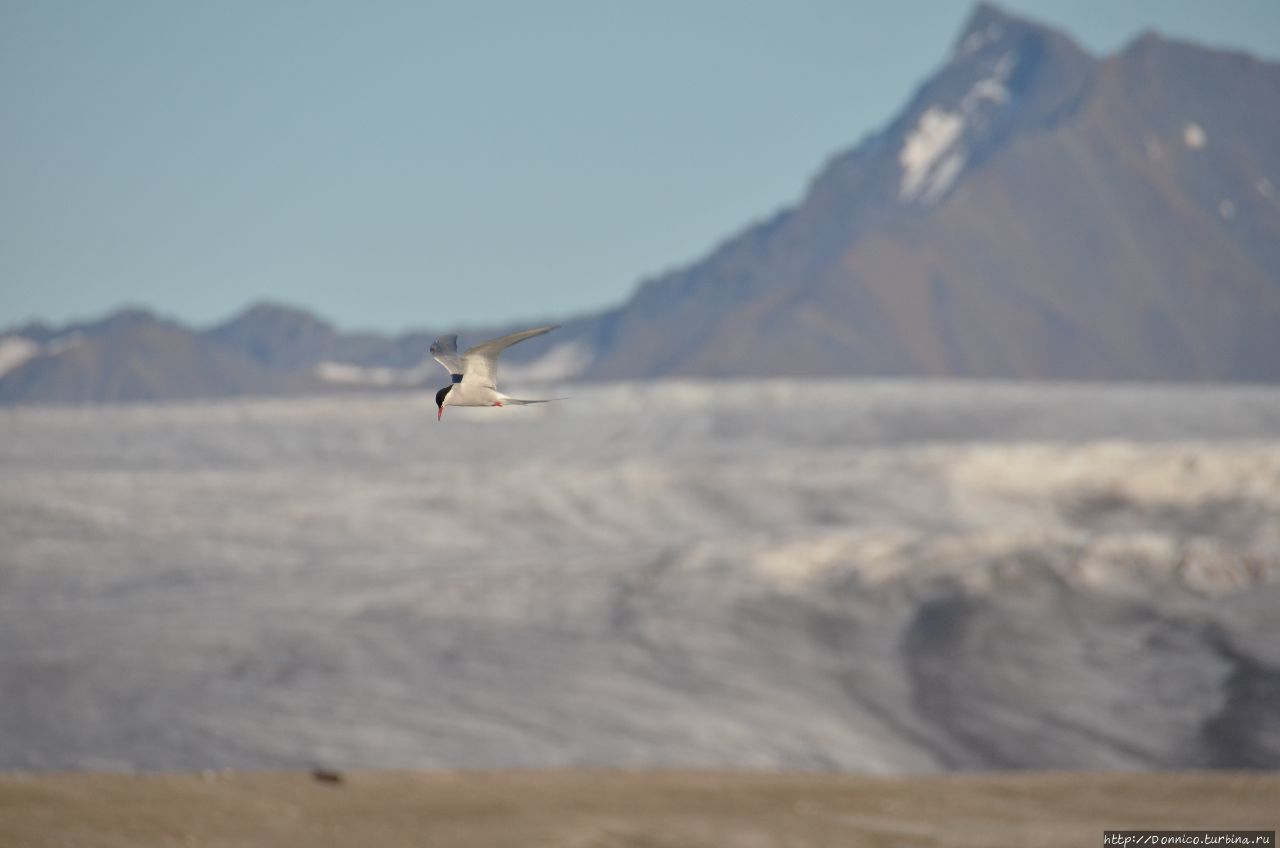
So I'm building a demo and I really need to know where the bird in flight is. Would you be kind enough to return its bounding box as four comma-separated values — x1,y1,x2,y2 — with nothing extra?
430,325,561,421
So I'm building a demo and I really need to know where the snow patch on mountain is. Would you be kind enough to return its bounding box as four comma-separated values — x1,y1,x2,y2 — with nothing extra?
968,78,1009,105
899,108,966,203
956,22,1005,58
961,52,1016,113
1183,122,1207,150
920,151,966,205
899,52,1016,207
0,337,39,377
0,333,88,378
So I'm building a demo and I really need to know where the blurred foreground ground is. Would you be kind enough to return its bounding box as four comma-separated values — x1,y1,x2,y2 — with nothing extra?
1,770,1276,848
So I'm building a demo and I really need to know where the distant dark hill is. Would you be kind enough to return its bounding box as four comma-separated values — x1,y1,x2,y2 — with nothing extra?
3,3,1279,403
204,302,444,371
0,312,322,404
203,302,342,371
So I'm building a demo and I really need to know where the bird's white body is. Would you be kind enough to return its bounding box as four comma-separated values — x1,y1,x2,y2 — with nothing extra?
430,325,560,418
441,384,518,409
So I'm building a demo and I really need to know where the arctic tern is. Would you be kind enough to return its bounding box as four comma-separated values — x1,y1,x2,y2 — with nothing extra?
430,325,561,420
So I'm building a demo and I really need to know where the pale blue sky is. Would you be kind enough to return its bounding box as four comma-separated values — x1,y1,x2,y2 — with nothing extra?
3,1,1278,332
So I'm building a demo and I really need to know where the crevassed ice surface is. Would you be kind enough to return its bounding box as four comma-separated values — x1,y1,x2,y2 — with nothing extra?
2,380,1279,772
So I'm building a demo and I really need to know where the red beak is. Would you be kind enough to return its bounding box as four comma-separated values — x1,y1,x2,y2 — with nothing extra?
437,406,443,421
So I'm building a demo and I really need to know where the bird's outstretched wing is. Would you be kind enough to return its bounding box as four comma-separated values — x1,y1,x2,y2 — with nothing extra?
462,325,558,389
429,334,464,381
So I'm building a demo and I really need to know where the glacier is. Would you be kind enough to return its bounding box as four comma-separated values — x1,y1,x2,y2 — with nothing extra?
1,379,1278,772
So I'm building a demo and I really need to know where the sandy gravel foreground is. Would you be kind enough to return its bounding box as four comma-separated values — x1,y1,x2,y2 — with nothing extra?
0,770,1275,848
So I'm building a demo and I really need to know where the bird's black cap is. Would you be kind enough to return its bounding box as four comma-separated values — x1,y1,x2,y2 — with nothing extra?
435,385,451,408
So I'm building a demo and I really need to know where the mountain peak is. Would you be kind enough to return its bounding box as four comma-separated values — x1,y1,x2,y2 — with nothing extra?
876,3,1095,210
98,306,159,329
224,300,332,327
953,3,1084,59
205,301,339,370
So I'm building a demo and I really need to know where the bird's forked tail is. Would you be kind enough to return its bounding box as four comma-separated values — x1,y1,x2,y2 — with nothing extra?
495,394,569,406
